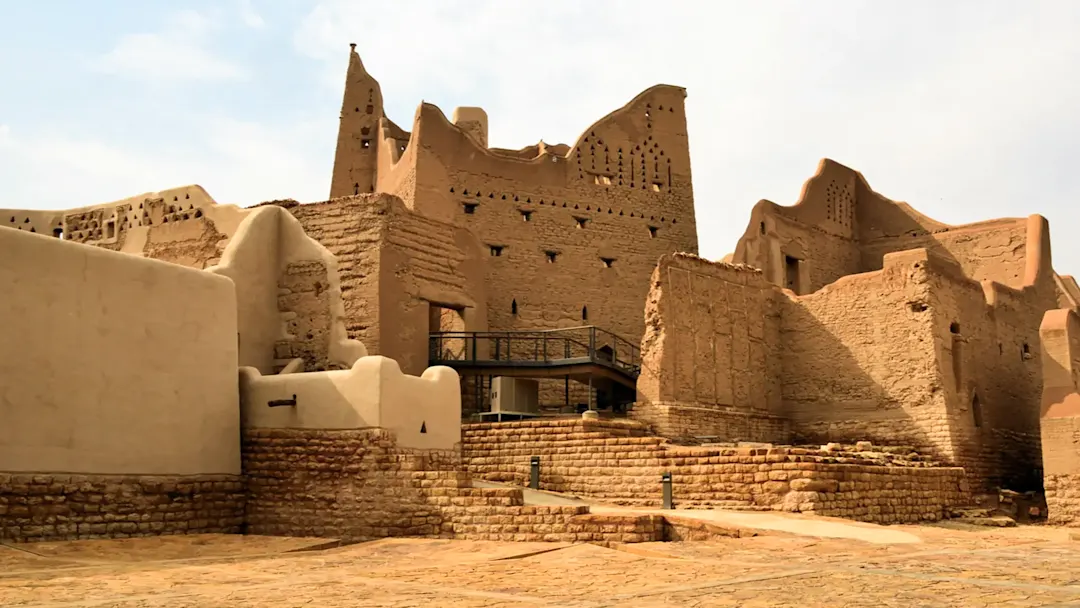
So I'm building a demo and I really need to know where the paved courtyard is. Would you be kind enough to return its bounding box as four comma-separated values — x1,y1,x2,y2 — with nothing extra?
4,522,1080,607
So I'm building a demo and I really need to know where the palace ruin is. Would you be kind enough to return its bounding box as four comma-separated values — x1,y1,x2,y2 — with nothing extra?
3,45,1080,543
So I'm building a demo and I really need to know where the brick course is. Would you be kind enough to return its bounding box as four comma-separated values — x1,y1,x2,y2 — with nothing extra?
242,427,685,544
463,418,970,524
0,473,244,542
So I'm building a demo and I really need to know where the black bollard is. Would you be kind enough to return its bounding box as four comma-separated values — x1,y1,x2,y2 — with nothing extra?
662,472,673,510
530,456,541,490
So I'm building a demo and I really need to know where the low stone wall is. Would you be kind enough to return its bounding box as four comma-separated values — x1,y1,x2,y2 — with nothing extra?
462,419,971,524
1045,475,1080,526
0,473,245,542
243,427,671,543
631,401,790,444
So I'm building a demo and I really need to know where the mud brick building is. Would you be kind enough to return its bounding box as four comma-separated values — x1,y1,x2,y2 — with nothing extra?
4,45,1080,541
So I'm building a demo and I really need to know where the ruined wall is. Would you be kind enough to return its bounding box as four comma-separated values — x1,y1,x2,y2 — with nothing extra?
732,160,1059,301
781,250,956,460
634,253,786,442
463,419,970,524
1039,309,1080,525
925,256,1049,491
861,219,1032,289
733,161,863,294
0,227,240,476
284,193,484,377
207,205,365,374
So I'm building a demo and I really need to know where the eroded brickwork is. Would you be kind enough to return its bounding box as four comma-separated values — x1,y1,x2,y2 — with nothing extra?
0,474,244,542
275,260,334,371
463,419,970,524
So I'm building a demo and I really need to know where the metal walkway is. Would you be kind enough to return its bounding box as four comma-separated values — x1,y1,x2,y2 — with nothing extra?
428,325,641,390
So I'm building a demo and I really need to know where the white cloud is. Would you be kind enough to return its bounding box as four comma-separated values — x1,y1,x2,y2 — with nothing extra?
93,10,248,83
5,2,1080,275
0,117,329,211
292,0,1080,271
238,0,265,29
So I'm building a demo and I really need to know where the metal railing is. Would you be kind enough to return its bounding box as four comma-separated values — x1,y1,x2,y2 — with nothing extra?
429,325,641,377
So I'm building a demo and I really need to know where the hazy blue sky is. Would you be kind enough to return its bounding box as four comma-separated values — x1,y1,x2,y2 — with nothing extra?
1,1,1078,269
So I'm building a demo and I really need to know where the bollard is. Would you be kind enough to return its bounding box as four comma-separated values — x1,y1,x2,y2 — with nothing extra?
530,456,541,490
662,472,673,510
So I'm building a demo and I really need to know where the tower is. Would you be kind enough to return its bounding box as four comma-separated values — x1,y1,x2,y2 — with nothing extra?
329,44,385,199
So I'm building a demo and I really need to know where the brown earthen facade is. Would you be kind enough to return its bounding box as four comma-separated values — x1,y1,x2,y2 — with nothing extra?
5,45,1080,544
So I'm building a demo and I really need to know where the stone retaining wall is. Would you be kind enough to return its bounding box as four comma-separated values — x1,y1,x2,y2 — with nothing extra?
630,401,790,444
1045,474,1080,526
0,473,245,542
462,418,971,524
242,427,675,543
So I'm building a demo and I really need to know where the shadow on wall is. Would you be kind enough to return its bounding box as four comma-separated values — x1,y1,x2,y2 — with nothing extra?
239,356,461,450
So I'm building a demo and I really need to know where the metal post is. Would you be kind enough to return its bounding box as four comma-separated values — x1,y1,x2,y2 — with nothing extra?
662,472,673,510
588,375,593,411
564,375,570,411
530,456,541,490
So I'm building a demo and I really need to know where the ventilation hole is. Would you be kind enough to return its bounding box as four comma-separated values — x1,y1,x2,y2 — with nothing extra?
511,299,518,315
361,139,371,149
950,322,960,334
582,306,589,321
420,421,427,434
760,222,766,235
908,302,928,313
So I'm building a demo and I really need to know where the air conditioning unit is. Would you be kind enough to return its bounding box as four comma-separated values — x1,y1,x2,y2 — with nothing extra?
490,377,539,414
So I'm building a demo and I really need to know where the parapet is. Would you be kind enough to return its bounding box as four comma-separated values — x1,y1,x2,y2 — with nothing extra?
239,356,461,450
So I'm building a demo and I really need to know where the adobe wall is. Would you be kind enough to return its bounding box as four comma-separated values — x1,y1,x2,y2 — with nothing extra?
462,419,970,524
2,186,248,269
0,227,240,476
781,249,956,461
2,189,362,376
403,90,697,353
239,356,462,451
208,205,366,374
282,193,485,376
733,161,862,294
633,253,787,442
1039,309,1080,525
924,251,1049,492
732,159,1060,298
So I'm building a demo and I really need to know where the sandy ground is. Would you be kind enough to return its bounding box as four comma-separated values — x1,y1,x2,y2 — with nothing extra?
3,521,1080,607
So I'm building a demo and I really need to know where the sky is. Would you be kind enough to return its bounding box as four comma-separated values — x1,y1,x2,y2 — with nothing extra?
1,1,1078,269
